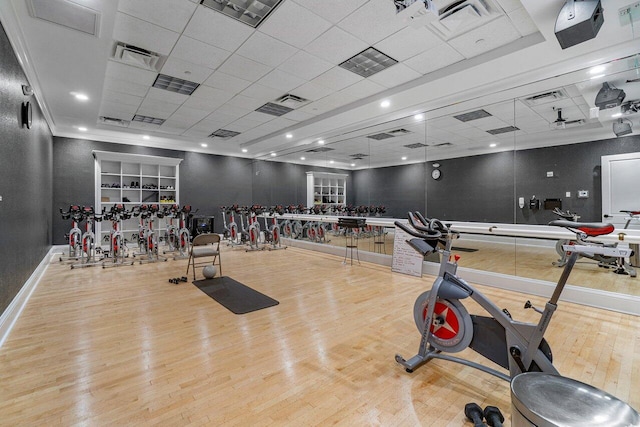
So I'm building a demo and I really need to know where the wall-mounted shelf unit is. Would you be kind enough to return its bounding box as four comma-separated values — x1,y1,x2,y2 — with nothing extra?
93,151,182,244
306,171,347,208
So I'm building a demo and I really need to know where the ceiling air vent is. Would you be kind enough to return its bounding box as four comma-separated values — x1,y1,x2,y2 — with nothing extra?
454,109,492,122
153,74,199,96
113,42,162,71
200,0,284,28
350,153,369,159
274,93,310,109
256,102,294,117
340,47,397,78
433,142,453,147
99,116,130,127
404,143,429,149
209,129,241,138
388,128,412,135
306,147,334,153
486,125,519,135
132,115,165,125
28,0,101,36
367,133,395,140
523,89,569,107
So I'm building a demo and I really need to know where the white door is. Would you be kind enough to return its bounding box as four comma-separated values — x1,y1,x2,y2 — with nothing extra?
602,152,640,229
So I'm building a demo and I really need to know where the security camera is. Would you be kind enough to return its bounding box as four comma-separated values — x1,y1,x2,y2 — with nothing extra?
22,85,33,96
613,119,633,137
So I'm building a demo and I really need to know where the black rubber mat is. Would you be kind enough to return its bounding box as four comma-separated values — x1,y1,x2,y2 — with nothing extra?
192,277,279,314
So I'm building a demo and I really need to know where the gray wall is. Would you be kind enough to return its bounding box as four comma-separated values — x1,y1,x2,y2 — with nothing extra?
52,137,353,243
0,21,53,314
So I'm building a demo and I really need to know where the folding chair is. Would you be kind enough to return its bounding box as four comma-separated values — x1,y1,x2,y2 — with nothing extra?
186,233,222,280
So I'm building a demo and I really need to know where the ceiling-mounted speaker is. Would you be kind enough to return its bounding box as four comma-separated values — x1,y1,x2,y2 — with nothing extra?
595,82,626,110
613,119,632,137
554,0,604,49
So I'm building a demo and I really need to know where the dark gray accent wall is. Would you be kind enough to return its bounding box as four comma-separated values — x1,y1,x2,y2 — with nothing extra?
352,163,426,220
0,21,53,314
52,138,355,242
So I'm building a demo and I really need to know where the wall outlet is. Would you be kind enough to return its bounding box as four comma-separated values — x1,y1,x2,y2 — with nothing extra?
546,171,554,178
578,190,589,198
565,192,571,198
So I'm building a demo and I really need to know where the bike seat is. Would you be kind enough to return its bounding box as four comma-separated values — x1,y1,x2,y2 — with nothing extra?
621,210,640,216
549,220,614,237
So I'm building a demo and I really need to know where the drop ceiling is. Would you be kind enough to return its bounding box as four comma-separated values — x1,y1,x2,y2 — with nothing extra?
0,0,639,170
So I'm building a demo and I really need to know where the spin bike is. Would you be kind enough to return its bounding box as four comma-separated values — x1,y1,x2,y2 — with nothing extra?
394,211,630,381
245,205,264,251
263,205,286,250
102,204,133,268
60,205,83,262
71,206,104,269
221,205,241,246
553,208,635,277
173,205,192,259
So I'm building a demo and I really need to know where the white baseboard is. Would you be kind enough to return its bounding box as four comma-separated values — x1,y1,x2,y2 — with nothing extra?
0,246,60,349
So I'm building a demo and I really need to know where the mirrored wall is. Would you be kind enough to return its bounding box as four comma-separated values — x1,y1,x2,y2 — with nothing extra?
268,51,640,298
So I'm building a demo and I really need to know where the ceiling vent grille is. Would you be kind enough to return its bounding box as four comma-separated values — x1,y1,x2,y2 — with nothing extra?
27,0,101,36
99,116,130,127
153,74,199,95
132,115,165,125
209,129,241,138
523,89,569,107
350,153,370,159
454,109,492,122
200,0,284,28
388,128,412,135
433,142,453,147
404,142,429,149
113,42,162,71
486,125,519,135
306,147,334,153
274,93,310,109
367,132,395,140
256,102,294,117
340,47,397,78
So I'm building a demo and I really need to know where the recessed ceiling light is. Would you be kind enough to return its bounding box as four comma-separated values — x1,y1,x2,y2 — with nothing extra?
71,92,89,101
270,152,276,157
286,133,293,139
401,156,407,160
242,148,248,153
414,113,424,120
329,160,334,164
77,127,87,132
350,163,356,167
590,74,605,80
300,156,305,160
318,140,325,145
589,65,606,75
201,143,208,147
142,135,150,140
490,143,498,148
611,112,622,118
380,100,390,108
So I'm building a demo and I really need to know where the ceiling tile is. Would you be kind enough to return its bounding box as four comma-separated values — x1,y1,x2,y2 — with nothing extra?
226,94,266,111
304,26,368,64
277,51,333,81
138,98,180,118
227,117,260,132
240,111,276,125
170,105,211,124
447,16,521,59
103,76,150,98
102,89,143,107
113,12,179,56
146,87,189,105
256,69,308,93
117,0,197,33
128,121,167,131
508,7,539,37
283,109,317,122
336,0,405,45
183,5,254,52
214,104,253,120
240,83,283,102
494,0,525,13
236,32,297,68
259,1,332,49
191,85,235,103
367,63,422,88
337,79,385,102
217,54,273,82
99,101,139,120
312,67,363,92
404,43,464,75
293,81,334,101
156,121,190,134
292,0,367,24
182,94,227,113
374,26,440,62
160,57,213,84
171,36,232,70
105,61,158,87
469,116,511,131
203,71,252,94
298,92,349,115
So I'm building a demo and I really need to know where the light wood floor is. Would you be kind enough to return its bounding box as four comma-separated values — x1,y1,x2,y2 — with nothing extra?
0,245,639,425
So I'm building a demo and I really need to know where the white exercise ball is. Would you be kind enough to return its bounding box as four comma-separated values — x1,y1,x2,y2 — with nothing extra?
202,265,217,279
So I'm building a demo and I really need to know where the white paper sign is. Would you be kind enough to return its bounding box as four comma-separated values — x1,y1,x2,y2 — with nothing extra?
391,226,423,277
